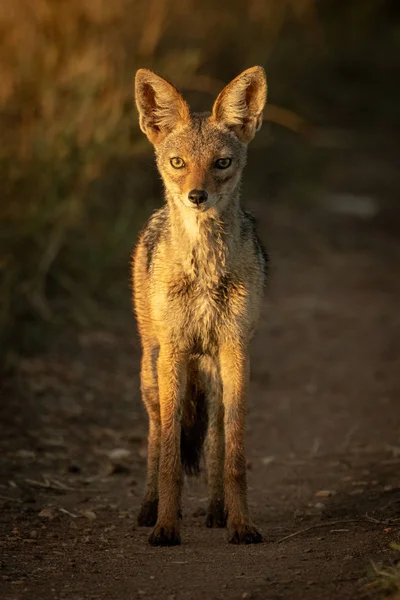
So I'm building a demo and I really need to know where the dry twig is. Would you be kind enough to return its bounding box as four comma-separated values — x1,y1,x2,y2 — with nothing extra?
277,516,394,544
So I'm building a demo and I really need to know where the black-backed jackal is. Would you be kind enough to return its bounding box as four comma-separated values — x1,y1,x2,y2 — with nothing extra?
133,66,268,546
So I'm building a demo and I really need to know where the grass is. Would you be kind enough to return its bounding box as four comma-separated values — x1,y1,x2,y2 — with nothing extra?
369,544,400,599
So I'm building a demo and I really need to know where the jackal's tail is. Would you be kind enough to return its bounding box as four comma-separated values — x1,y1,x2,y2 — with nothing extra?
180,374,208,476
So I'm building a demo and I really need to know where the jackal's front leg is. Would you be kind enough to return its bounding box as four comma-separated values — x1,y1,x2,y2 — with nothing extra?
148,346,186,546
138,346,160,527
220,344,262,544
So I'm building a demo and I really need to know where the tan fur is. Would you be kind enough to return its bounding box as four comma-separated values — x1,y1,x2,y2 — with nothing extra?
133,67,268,546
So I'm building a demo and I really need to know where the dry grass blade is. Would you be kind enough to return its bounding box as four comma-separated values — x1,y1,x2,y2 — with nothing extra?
59,507,79,518
24,477,100,493
0,494,23,503
370,558,400,597
263,105,311,135
138,0,169,57
183,76,311,135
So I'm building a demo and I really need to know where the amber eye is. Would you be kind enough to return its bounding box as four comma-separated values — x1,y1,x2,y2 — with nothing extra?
215,158,232,169
170,157,185,169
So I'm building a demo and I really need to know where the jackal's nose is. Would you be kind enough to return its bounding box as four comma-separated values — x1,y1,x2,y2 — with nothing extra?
188,189,208,205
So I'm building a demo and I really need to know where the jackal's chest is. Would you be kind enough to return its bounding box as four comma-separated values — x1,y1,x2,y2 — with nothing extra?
171,275,230,323
156,270,249,354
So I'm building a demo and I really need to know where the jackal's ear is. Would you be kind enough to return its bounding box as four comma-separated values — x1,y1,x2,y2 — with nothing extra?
135,69,190,144
212,66,267,143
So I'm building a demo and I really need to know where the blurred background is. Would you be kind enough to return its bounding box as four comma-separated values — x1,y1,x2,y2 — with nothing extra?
1,0,400,366
2,4,400,595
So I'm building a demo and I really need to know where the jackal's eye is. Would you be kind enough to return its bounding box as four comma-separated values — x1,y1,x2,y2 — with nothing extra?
170,157,185,169
214,158,232,169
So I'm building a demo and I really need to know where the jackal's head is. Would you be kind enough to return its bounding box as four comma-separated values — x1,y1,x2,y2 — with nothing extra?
135,67,267,213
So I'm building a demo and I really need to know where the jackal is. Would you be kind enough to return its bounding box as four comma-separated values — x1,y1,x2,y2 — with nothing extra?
133,66,268,546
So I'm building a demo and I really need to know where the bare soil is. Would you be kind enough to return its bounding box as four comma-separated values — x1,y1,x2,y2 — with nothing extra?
1,193,400,600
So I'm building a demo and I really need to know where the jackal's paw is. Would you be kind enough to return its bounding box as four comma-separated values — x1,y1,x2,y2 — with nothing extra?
205,500,227,528
137,499,158,527
148,524,181,546
228,523,263,545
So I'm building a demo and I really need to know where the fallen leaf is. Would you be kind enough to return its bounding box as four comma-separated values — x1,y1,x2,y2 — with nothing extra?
80,509,97,520
38,508,56,520
106,462,130,476
315,490,336,498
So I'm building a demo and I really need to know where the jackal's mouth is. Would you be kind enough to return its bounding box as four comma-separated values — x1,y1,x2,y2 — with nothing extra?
188,202,210,211
180,197,211,211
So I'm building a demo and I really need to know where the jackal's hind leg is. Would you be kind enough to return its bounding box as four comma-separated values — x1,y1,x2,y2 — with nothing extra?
205,389,226,528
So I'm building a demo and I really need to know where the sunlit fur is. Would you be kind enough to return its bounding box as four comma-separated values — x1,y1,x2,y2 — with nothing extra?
133,66,268,546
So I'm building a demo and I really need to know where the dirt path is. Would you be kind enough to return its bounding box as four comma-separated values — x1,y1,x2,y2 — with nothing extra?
1,199,400,600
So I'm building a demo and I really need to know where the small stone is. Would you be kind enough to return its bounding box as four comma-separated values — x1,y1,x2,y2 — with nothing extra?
261,456,275,466
17,449,36,459
108,448,131,461
305,383,317,395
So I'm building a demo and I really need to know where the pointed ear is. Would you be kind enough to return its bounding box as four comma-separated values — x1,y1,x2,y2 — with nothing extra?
135,69,190,145
212,66,267,143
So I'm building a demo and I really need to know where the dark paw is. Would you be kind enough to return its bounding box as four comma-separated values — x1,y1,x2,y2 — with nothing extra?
148,524,181,547
137,499,158,527
228,524,263,545
205,500,227,528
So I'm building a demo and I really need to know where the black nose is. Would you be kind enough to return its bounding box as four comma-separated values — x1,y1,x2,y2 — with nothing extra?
188,189,208,205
